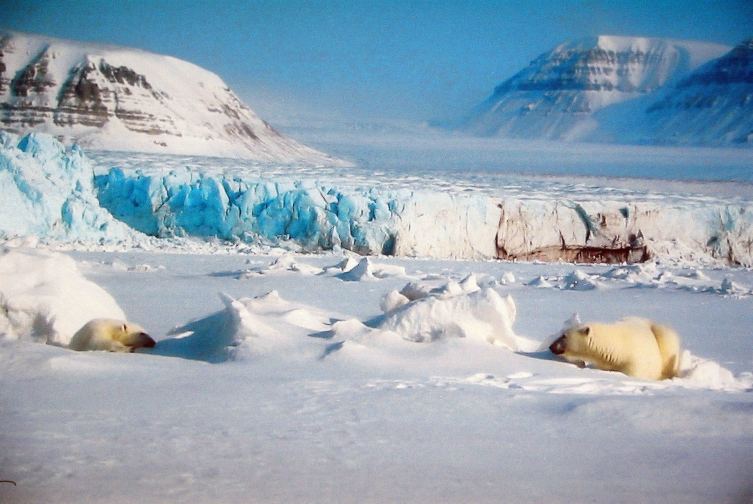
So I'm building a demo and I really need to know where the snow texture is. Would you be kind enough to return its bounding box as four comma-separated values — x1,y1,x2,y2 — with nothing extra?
2,246,752,504
0,247,125,345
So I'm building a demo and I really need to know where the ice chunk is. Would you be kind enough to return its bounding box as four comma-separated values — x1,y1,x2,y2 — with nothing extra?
337,257,377,282
561,270,601,290
380,290,410,314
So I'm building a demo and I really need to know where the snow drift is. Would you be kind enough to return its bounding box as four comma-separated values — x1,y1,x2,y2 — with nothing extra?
154,290,333,363
378,277,536,351
0,247,125,346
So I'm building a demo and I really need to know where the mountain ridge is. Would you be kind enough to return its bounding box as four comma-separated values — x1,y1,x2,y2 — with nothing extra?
0,30,342,163
458,35,750,145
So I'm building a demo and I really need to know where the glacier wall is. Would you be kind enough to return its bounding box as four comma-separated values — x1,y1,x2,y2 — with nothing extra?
495,200,753,265
0,131,136,242
94,163,753,265
2,132,753,266
95,168,403,255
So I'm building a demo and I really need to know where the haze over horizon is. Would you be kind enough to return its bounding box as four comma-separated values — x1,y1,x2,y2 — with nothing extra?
3,0,752,127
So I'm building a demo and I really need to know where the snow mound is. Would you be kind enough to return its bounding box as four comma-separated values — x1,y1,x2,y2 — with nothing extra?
561,270,601,290
527,270,601,290
601,263,662,284
676,351,752,391
0,247,125,345
240,253,323,277
379,281,536,351
336,257,407,282
155,291,331,362
0,132,137,243
337,257,377,281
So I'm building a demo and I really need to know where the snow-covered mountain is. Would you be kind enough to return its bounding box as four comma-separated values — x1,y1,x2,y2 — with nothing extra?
0,31,340,163
644,38,753,145
460,35,730,143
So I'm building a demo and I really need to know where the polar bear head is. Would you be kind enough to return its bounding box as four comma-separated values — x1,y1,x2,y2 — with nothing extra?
548,325,594,369
549,325,589,356
69,318,156,352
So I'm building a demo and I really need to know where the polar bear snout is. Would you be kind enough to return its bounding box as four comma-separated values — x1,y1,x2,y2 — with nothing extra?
549,335,567,355
124,331,156,350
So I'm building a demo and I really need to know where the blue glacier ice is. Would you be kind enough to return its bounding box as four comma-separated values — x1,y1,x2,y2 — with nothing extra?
3,132,753,266
94,168,403,254
0,131,135,242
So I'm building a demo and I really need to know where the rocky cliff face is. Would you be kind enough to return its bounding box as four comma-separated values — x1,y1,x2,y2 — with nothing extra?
645,38,753,145
0,31,339,163
460,36,730,142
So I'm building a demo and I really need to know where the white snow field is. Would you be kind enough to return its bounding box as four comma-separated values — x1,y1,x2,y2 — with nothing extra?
1,130,752,503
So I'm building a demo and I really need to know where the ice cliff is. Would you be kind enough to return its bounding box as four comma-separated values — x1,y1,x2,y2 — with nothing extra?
3,132,753,266
94,151,753,266
0,131,136,242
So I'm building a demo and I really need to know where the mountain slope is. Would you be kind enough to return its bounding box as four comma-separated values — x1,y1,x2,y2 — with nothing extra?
0,31,340,163
460,35,729,142
644,38,753,145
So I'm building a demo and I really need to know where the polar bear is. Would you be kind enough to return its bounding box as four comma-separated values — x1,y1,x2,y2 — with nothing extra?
68,319,156,352
548,317,680,380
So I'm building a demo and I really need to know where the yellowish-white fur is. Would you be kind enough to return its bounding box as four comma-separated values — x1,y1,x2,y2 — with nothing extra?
68,318,153,352
554,317,680,380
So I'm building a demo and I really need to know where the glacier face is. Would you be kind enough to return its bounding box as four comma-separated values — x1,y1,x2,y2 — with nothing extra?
459,35,741,145
2,132,753,266
94,168,404,255
0,131,137,242
0,31,339,163
92,145,753,266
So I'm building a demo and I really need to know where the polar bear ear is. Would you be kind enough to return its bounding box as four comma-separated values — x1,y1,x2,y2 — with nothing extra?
579,326,590,336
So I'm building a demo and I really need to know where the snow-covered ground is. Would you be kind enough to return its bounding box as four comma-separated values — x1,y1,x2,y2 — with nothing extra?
1,129,752,503
1,247,752,503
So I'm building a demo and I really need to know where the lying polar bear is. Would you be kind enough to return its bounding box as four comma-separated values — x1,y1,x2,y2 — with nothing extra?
68,318,156,353
549,317,680,380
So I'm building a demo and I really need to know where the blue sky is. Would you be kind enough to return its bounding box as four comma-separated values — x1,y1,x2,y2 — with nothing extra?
3,0,752,124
